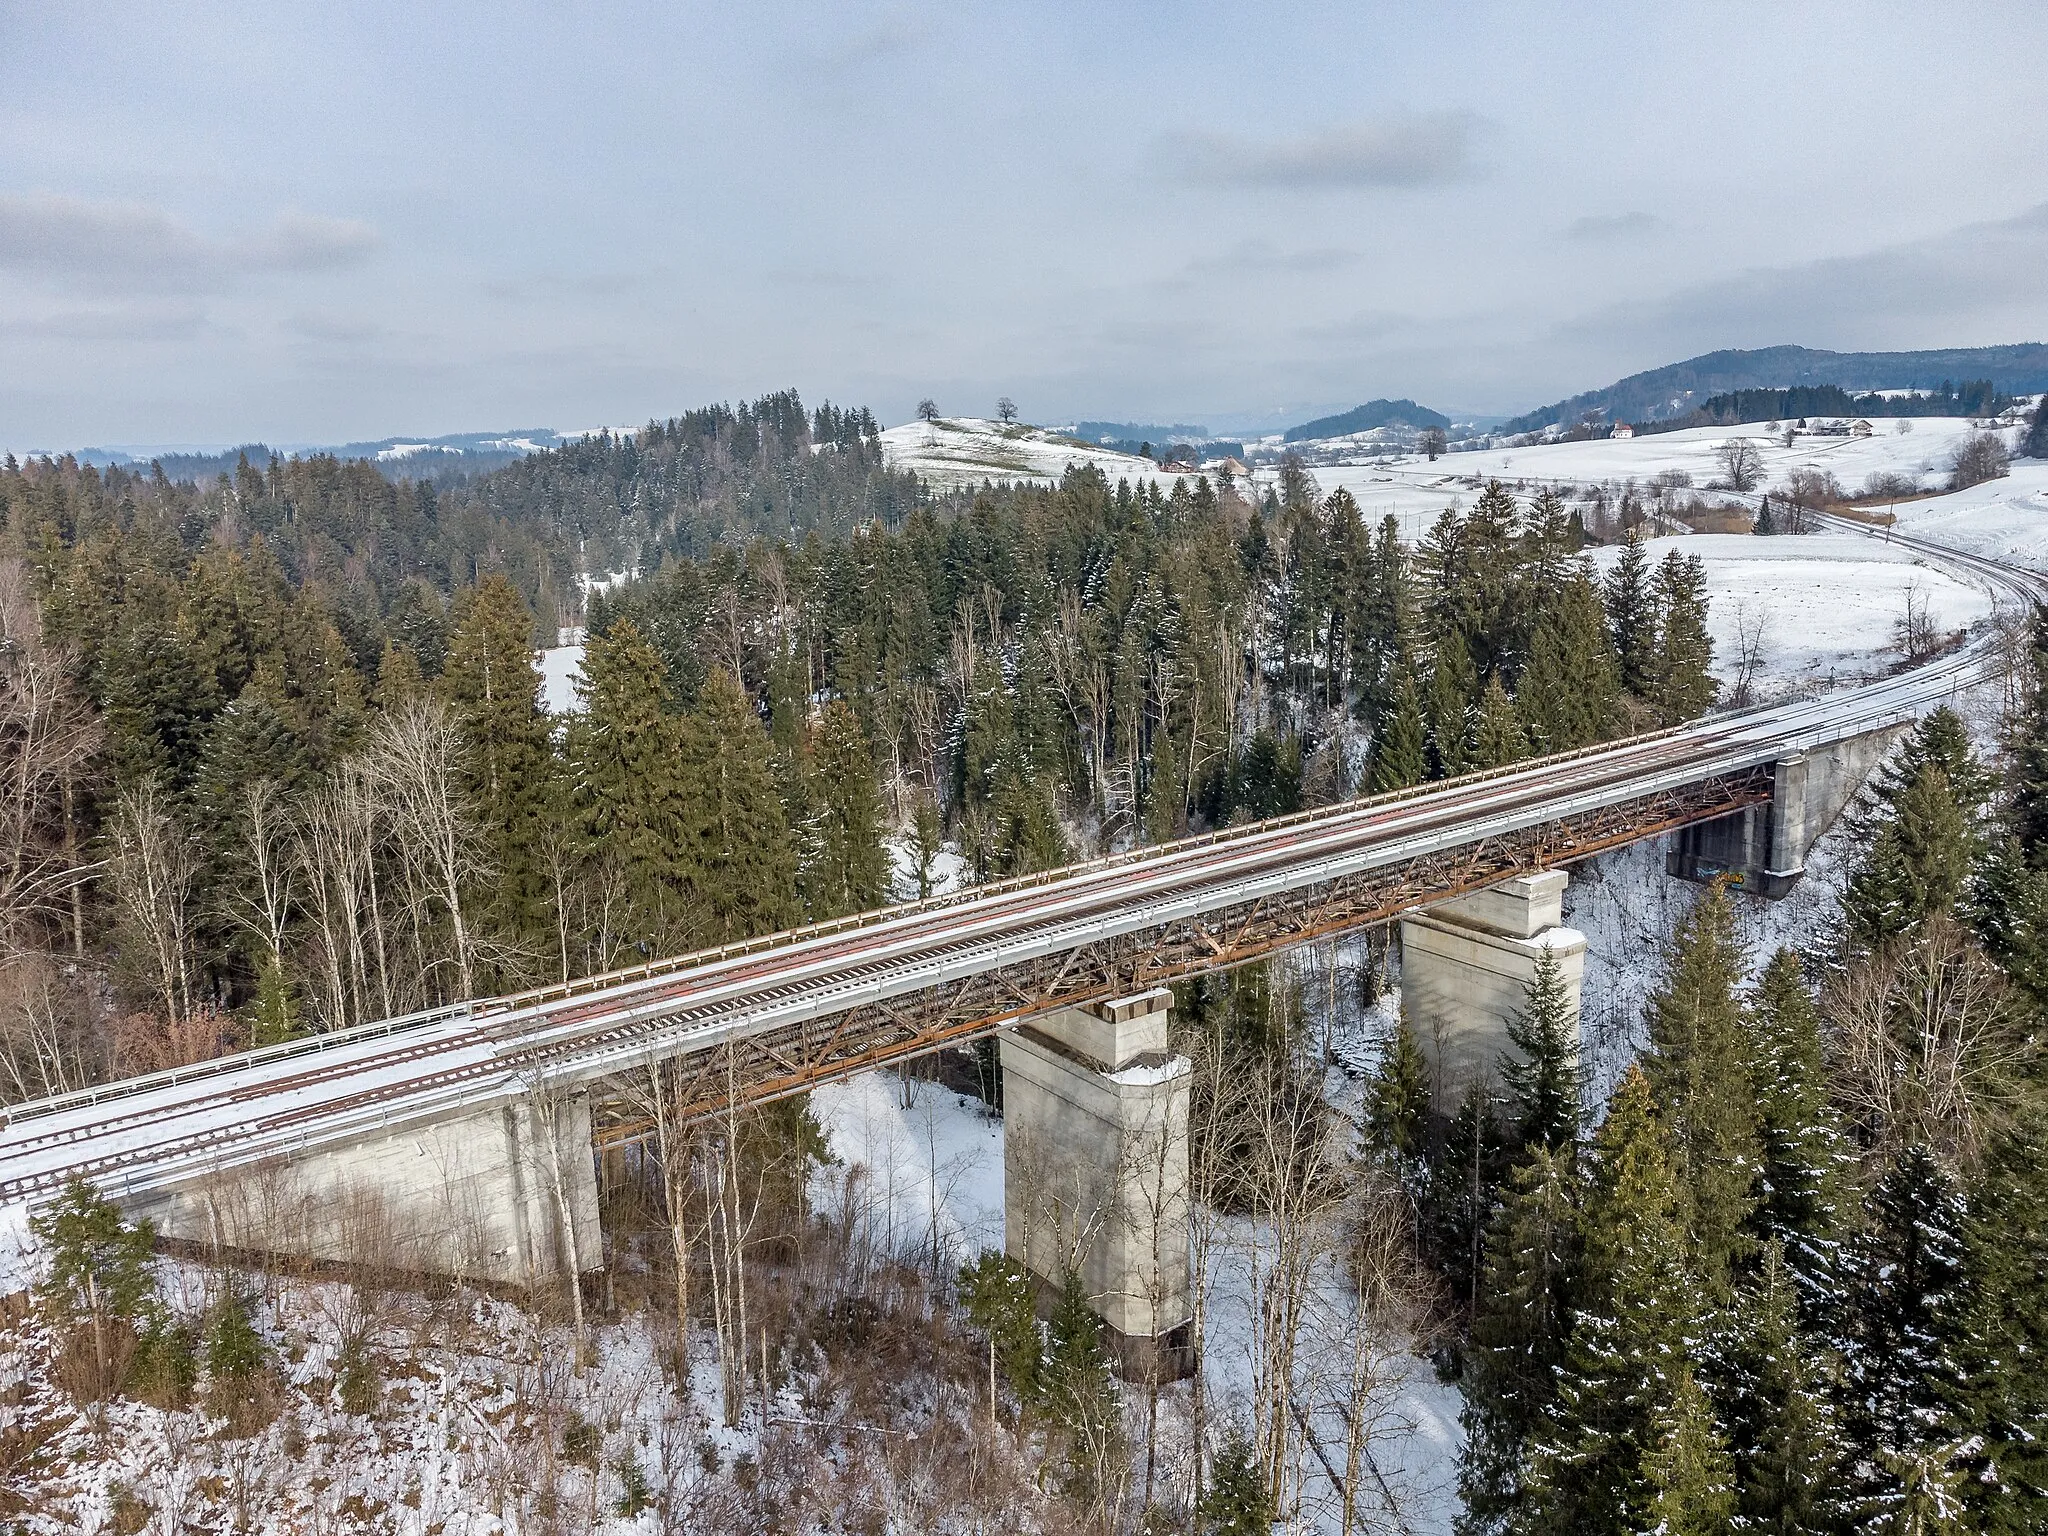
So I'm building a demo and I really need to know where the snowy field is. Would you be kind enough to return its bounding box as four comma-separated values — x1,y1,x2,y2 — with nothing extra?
1589,531,1996,699
1888,459,2048,569
878,416,1189,488
1300,415,2031,544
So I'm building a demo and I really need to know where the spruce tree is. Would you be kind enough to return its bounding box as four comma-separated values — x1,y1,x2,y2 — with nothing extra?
1951,1111,2048,1532
1371,664,1427,791
1518,563,1621,753
1741,949,1849,1315
442,574,559,945
2006,607,2048,863
1603,529,1656,700
1640,1364,1738,1535
1428,626,1476,778
1425,1079,1509,1310
802,700,888,921
1457,1147,1579,1534
1470,674,1527,769
1843,765,1974,951
1835,1144,1971,1525
1710,1240,1845,1534
1641,885,1760,1287
1365,1009,1433,1167
1879,704,1993,822
1524,1067,1719,1536
679,668,799,945
568,619,691,953
1968,833,2048,1006
1499,940,1581,1153
1651,550,1716,723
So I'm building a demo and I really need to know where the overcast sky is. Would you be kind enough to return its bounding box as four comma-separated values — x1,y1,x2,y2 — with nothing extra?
4,1,2047,449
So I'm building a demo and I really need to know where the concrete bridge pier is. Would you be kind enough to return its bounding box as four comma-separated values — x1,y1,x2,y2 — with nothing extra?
126,1090,603,1291
1000,988,1194,1380
1669,729,1907,896
1398,870,1587,1100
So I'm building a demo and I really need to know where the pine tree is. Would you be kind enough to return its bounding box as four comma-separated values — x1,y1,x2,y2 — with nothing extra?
1641,885,1760,1287
802,700,888,921
1835,1144,1971,1524
1651,550,1716,723
1603,529,1656,700
1968,833,2048,1006
1523,1067,1716,1536
1711,1240,1845,1534
1458,1146,1579,1534
1741,949,1848,1316
1471,674,1527,769
1499,940,1581,1153
1371,664,1428,791
442,574,558,945
679,668,799,945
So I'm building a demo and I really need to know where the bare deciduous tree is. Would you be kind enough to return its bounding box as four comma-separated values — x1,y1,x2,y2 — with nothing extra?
1714,437,1765,492
108,771,199,1025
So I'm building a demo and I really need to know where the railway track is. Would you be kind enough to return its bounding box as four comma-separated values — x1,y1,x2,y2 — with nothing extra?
0,518,2038,1211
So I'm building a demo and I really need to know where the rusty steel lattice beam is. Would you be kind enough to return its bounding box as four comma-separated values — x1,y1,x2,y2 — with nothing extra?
589,768,1770,1146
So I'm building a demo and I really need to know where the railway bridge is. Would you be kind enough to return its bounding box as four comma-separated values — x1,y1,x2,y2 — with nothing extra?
0,523,2031,1365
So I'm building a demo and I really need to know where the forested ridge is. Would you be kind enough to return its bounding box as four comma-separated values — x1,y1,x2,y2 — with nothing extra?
0,388,1711,1105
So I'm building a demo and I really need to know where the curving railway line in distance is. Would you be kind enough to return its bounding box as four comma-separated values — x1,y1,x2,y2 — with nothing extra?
0,517,2038,1218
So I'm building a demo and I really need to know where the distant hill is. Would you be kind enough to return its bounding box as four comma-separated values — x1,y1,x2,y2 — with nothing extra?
1503,344,2048,435
1283,398,1450,442
76,429,579,485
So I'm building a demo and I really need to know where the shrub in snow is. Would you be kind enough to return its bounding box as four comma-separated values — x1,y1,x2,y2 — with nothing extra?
1947,431,2010,491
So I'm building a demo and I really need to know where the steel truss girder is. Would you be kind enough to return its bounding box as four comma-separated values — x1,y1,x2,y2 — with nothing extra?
589,768,1769,1145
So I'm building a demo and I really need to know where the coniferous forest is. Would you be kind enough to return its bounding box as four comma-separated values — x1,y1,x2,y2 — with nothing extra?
0,393,1710,1093
10,387,2048,1532
1368,682,2048,1533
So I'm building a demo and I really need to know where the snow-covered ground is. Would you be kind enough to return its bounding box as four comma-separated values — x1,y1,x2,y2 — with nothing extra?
809,1072,1005,1265
1290,416,2028,544
879,416,1196,489
538,637,585,714
1887,459,2048,569
1589,530,1996,700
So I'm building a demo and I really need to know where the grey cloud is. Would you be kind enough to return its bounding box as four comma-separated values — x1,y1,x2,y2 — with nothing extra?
1568,200,2048,348
1164,111,1481,189
0,193,378,292
287,311,384,344
1183,241,1363,277
7,301,207,341
248,212,381,271
1567,211,1662,242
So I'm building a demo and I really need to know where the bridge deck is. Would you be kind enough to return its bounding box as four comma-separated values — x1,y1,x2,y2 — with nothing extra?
0,523,2035,1209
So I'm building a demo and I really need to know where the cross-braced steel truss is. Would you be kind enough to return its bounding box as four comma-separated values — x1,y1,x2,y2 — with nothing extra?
589,767,1770,1145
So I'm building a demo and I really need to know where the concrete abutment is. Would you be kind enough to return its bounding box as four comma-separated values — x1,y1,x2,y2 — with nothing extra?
125,1090,603,1291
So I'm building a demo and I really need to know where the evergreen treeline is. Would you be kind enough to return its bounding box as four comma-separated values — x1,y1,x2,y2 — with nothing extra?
0,415,1715,1106
1641,378,2010,436
1369,668,2048,1533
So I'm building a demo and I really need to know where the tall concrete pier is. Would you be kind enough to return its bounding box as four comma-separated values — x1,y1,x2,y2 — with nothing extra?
1399,871,1586,1098
1000,988,1193,1378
